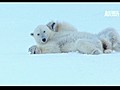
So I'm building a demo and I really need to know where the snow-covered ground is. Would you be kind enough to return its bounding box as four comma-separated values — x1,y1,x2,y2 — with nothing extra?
0,2,120,86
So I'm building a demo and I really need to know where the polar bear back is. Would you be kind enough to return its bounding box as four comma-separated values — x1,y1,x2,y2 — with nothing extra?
50,31,100,50
53,31,98,43
57,21,78,32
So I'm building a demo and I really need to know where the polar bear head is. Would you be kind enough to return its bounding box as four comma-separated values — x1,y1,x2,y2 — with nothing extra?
31,25,54,44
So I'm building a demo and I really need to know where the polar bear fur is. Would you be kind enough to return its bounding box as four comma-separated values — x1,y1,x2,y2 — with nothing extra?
46,21,77,32
47,21,120,53
98,27,120,53
29,24,103,55
47,21,120,54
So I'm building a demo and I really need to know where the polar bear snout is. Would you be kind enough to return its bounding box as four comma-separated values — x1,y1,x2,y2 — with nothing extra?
42,38,46,42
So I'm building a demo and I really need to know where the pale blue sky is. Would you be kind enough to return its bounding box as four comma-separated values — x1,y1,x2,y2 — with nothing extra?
0,3,120,32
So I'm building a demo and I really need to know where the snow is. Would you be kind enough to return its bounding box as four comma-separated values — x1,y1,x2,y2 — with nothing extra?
0,2,120,86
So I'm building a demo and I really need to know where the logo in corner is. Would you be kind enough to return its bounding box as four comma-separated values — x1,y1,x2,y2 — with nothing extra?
104,10,119,17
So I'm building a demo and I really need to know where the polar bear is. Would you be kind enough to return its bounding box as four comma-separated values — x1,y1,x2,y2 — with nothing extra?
98,27,120,53
29,24,103,55
29,21,77,54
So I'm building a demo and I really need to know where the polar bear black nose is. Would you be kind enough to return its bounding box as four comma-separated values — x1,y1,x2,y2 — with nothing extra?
42,38,46,42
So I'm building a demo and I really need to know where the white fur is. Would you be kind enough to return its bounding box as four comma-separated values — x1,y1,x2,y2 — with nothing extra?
29,24,103,55
98,27,120,53
46,21,77,32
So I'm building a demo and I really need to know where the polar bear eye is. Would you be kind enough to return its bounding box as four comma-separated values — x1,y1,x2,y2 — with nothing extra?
37,33,40,36
43,31,46,33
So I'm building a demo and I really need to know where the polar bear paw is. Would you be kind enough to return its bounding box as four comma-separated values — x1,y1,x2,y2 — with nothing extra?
28,45,41,54
104,49,112,54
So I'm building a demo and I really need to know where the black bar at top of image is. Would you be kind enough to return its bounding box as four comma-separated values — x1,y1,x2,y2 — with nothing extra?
0,1,119,2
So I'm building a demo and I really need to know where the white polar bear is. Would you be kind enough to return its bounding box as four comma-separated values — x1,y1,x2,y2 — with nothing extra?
29,21,78,54
29,24,103,55
98,27,120,53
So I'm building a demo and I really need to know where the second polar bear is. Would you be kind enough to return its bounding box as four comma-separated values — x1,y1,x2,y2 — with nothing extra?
29,24,103,55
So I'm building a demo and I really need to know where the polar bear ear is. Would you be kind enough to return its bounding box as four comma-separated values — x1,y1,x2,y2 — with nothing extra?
46,21,57,32
30,33,34,36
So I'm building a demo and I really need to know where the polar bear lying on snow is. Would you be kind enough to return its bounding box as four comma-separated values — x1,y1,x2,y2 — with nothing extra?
29,21,103,55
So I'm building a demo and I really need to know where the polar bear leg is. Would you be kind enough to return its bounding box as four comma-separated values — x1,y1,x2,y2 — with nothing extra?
40,44,61,54
108,29,120,52
75,39,103,55
29,44,61,54
105,28,120,52
111,31,120,52
101,39,113,53
113,42,120,52
28,45,41,54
